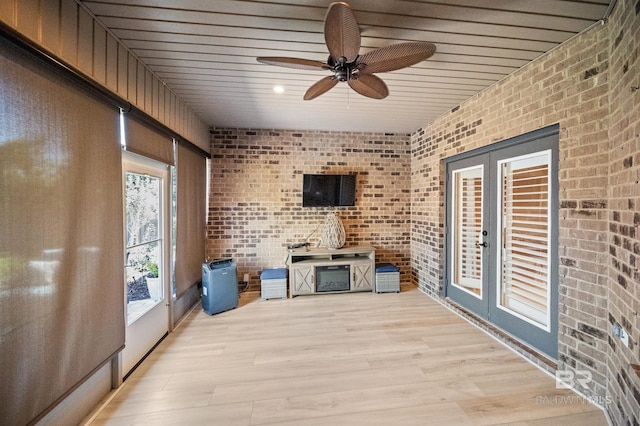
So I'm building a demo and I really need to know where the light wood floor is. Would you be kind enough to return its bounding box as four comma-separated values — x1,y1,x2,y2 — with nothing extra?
89,285,608,425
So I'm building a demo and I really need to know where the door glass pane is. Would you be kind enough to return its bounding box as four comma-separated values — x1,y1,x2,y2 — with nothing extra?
126,173,159,244
125,172,162,325
452,166,483,297
499,152,550,328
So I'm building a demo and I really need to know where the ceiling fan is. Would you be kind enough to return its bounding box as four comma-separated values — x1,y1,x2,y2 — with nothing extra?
256,2,436,100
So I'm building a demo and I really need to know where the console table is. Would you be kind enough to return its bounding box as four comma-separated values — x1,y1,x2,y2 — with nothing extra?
287,246,375,297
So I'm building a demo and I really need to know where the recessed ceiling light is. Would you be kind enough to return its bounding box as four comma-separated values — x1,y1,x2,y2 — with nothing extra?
273,85,285,93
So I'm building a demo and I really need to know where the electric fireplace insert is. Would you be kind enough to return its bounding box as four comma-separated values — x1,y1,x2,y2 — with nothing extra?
315,264,350,292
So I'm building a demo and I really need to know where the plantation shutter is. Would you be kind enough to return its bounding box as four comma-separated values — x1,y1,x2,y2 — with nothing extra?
499,152,551,327
452,166,483,293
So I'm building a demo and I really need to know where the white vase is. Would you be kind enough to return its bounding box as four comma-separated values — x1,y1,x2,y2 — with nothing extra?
146,277,161,301
323,212,346,249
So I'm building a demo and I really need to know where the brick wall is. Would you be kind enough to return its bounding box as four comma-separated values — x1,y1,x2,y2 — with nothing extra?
207,1,639,422
411,0,639,423
606,0,640,423
208,129,411,289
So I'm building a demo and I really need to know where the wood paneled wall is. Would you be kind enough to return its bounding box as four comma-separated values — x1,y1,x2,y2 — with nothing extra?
0,0,210,152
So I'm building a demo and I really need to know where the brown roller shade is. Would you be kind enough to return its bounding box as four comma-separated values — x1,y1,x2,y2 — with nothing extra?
174,143,206,298
0,38,124,424
124,113,174,165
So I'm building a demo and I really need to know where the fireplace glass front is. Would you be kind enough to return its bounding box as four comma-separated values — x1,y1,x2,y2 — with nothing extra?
315,264,350,292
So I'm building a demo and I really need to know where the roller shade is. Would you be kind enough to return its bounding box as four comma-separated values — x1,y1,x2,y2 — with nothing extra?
174,143,207,298
124,113,174,165
0,36,124,425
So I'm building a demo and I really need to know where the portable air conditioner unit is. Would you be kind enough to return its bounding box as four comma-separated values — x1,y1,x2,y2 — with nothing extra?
201,259,238,315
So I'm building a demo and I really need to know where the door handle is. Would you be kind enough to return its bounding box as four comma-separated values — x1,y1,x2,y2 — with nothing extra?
475,242,487,248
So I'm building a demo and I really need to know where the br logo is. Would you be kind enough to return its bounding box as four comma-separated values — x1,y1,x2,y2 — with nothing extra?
555,370,592,390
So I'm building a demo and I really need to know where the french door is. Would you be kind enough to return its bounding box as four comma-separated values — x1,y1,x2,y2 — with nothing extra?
122,153,171,378
445,126,559,358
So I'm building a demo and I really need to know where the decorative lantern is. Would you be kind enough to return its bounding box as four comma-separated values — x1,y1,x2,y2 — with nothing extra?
323,212,346,249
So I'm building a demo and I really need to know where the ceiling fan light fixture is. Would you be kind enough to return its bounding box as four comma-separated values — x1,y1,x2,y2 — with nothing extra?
256,2,435,100
273,85,285,93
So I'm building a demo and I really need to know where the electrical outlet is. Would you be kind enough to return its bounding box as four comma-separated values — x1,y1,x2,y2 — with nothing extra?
612,323,630,348
620,327,629,348
243,273,250,283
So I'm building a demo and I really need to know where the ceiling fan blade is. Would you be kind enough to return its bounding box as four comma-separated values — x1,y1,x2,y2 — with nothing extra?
304,76,338,100
348,74,389,99
324,2,360,63
356,41,436,74
257,57,329,71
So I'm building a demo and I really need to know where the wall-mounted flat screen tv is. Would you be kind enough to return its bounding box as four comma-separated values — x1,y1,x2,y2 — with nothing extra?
302,174,356,207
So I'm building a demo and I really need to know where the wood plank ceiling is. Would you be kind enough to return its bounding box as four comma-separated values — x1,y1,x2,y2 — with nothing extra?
80,0,613,134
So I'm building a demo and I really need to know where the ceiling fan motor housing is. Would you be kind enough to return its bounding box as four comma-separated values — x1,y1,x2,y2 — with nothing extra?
329,55,358,81
335,67,349,81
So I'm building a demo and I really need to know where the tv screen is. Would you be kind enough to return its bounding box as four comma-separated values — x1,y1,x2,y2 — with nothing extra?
302,174,356,207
